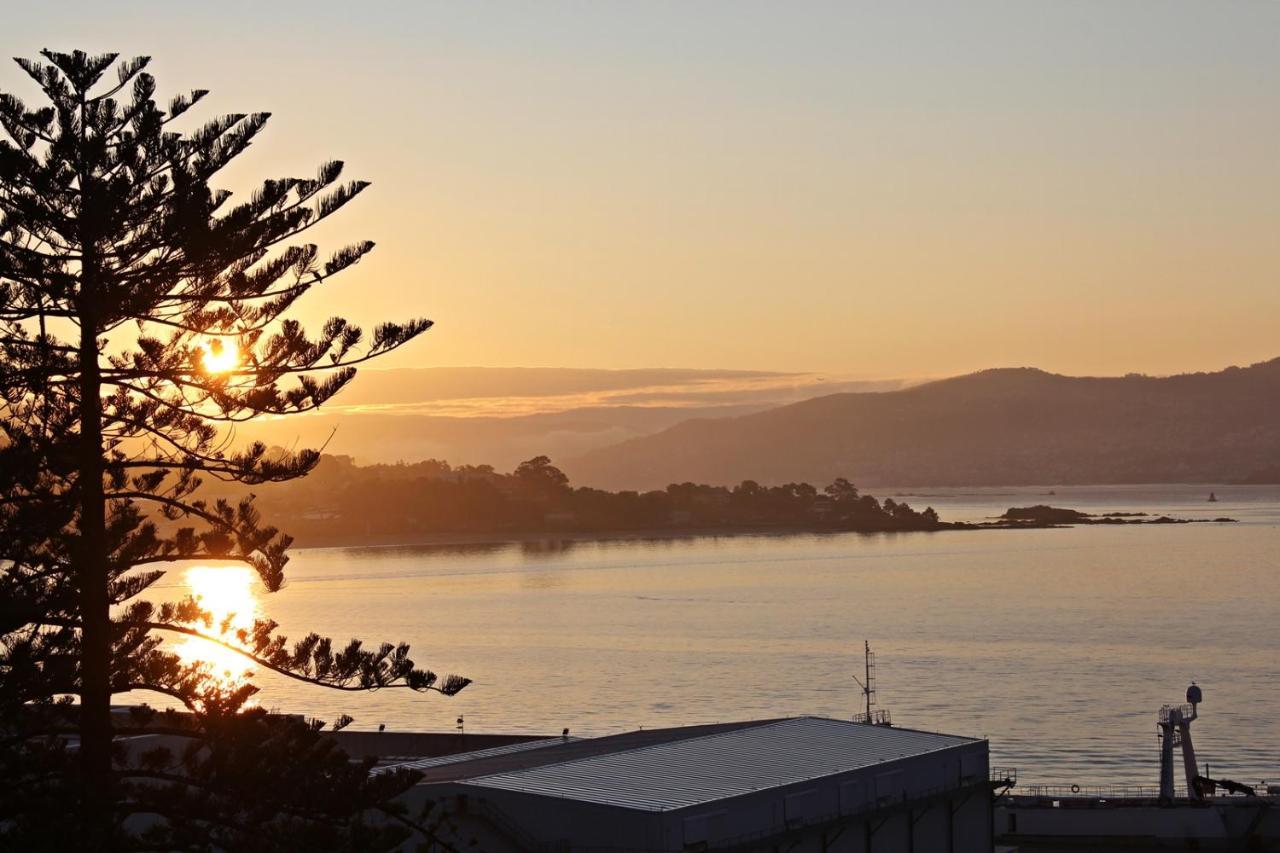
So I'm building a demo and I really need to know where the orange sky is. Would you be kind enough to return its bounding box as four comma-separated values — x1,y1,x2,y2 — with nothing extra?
4,2,1279,379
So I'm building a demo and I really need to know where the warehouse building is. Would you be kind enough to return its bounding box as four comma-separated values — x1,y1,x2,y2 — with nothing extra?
383,715,993,852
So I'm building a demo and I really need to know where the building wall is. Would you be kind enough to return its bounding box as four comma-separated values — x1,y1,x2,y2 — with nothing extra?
688,788,991,853
997,801,1280,842
662,739,990,852
406,736,992,853
401,782,664,852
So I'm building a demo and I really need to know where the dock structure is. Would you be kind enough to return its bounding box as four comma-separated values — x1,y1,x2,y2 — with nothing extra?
381,715,993,852
995,684,1280,850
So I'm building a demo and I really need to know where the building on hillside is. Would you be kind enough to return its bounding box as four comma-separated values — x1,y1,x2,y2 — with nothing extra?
381,716,993,852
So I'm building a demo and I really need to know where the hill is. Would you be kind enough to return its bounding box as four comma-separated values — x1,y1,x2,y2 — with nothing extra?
229,366,905,469
565,359,1280,489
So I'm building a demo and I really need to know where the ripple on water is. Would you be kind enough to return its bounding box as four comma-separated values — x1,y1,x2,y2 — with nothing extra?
137,486,1280,788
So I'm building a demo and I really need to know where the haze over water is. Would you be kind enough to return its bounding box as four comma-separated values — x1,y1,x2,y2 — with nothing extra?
155,484,1280,791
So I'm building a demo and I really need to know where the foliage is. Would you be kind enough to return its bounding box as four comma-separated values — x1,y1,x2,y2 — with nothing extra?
1,50,468,849
236,454,946,544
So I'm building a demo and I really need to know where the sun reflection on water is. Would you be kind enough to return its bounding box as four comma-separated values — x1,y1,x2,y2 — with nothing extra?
176,565,259,684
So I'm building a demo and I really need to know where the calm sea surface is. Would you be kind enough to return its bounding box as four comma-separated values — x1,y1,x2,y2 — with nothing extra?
149,484,1280,790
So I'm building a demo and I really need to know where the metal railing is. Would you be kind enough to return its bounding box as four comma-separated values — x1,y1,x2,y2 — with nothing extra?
1020,783,1162,800
1158,703,1194,724
851,709,892,726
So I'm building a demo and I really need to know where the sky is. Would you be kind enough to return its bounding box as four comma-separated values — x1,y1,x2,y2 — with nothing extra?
3,1,1278,379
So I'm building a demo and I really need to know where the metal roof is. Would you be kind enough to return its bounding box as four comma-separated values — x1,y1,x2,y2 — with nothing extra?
465,716,979,812
374,736,579,775
406,720,778,784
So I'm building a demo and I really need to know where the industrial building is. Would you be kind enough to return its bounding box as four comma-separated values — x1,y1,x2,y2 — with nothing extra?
381,716,993,852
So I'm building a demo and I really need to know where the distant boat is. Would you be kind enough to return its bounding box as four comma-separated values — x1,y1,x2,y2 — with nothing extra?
1208,492,1218,503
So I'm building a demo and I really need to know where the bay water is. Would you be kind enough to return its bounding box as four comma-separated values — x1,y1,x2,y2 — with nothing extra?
152,484,1280,789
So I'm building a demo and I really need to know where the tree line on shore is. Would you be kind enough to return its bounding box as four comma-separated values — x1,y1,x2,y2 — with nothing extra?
248,454,945,544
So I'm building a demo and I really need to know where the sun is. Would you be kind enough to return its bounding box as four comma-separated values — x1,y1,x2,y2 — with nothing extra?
174,565,259,684
199,339,239,374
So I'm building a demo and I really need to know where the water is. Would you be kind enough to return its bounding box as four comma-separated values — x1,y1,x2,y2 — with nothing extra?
149,484,1280,789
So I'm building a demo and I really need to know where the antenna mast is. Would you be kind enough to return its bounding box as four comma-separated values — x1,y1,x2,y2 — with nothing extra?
851,640,877,723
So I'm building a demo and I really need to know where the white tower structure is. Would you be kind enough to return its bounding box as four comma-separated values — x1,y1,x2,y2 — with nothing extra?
1158,683,1203,800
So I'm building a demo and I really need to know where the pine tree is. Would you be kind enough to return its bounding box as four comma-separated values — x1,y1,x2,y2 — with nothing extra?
1,50,470,850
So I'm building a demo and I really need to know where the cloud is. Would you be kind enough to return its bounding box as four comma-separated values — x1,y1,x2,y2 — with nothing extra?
233,367,913,468
323,366,905,418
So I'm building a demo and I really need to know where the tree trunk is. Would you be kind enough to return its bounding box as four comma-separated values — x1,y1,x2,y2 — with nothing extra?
77,231,111,849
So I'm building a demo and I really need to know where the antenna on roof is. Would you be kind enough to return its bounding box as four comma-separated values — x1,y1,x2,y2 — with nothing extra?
851,640,875,722
852,641,891,726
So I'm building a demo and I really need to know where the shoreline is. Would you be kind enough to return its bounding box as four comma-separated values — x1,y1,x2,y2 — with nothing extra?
289,510,1239,552
292,524,961,552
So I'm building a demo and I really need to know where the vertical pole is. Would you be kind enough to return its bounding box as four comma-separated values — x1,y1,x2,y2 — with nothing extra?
986,784,995,853
75,85,112,851
865,640,874,721
1179,722,1200,800
1158,721,1176,800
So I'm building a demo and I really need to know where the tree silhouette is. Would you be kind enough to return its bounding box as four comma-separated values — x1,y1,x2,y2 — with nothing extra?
823,477,859,503
1,50,469,849
513,454,569,498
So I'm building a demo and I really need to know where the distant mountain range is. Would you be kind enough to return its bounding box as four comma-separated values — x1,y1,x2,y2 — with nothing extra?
235,367,906,470
565,359,1280,490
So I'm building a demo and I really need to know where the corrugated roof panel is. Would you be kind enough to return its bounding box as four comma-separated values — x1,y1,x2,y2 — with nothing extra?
374,736,578,775
467,716,979,812
409,720,776,784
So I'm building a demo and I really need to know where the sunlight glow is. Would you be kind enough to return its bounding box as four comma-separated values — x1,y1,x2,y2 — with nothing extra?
175,566,259,684
199,339,239,374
